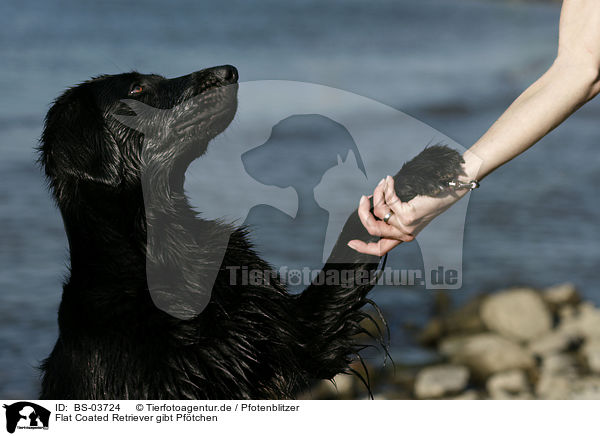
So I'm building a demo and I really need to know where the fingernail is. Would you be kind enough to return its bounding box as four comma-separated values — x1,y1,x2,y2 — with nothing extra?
359,195,366,204
386,175,393,182
347,241,358,250
377,178,385,186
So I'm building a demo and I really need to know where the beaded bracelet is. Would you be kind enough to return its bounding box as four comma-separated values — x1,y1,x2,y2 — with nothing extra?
447,180,480,191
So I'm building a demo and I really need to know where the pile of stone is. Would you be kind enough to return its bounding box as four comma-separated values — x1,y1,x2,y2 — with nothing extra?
415,283,600,399
302,283,600,400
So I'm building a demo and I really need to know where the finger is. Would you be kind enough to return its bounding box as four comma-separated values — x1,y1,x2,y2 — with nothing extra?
383,175,417,230
383,175,402,208
357,195,384,237
356,199,415,241
347,238,402,256
372,178,389,219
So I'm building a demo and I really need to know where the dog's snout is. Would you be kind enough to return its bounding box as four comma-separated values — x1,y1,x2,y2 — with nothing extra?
210,65,238,84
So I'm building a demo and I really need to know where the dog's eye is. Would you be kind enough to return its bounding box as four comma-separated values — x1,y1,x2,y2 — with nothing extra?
128,84,143,95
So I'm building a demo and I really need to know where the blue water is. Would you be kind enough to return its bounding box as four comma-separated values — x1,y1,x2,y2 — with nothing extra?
1,0,598,398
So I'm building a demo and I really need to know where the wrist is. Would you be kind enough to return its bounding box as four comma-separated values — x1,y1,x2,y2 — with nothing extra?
443,151,483,198
461,149,484,182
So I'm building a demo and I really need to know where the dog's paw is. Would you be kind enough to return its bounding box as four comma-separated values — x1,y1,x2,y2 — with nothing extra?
393,144,464,202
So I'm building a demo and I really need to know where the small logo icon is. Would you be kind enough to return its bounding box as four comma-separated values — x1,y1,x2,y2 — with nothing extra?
3,402,50,433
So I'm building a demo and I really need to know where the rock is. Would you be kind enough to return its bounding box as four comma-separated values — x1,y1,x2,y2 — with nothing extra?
480,288,552,342
576,303,600,339
569,377,600,399
582,340,600,373
490,391,534,400
391,367,419,391
541,353,578,376
438,335,471,357
332,373,355,396
558,305,577,323
559,303,600,340
418,318,444,345
448,390,480,400
487,370,529,399
528,330,581,357
418,296,486,345
414,364,470,399
371,387,411,400
451,333,535,379
542,283,580,311
536,374,572,399
536,374,600,400
442,296,487,334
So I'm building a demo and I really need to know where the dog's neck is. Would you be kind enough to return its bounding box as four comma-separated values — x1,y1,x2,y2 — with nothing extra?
61,177,238,318
62,182,147,283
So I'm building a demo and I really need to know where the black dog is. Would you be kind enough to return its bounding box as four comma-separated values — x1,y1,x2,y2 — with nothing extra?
38,65,464,399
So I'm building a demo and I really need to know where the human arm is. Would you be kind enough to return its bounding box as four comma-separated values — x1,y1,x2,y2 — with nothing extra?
348,0,600,256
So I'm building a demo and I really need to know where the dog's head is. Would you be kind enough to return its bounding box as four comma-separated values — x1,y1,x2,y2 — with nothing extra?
39,65,238,204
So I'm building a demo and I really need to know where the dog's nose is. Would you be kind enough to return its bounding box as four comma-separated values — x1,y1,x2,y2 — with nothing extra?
210,65,238,84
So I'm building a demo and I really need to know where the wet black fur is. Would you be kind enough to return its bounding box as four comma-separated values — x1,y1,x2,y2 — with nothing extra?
37,65,464,399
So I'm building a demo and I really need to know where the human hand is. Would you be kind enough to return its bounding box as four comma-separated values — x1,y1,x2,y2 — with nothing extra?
345,0,600,261
347,175,466,256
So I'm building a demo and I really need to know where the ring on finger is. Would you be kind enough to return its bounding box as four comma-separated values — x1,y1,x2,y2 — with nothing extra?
383,210,394,224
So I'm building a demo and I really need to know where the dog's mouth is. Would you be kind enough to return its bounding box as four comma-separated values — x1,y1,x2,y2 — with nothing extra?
172,83,238,138
170,65,239,139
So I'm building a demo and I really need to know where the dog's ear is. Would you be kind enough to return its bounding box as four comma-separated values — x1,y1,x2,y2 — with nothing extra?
40,83,121,187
